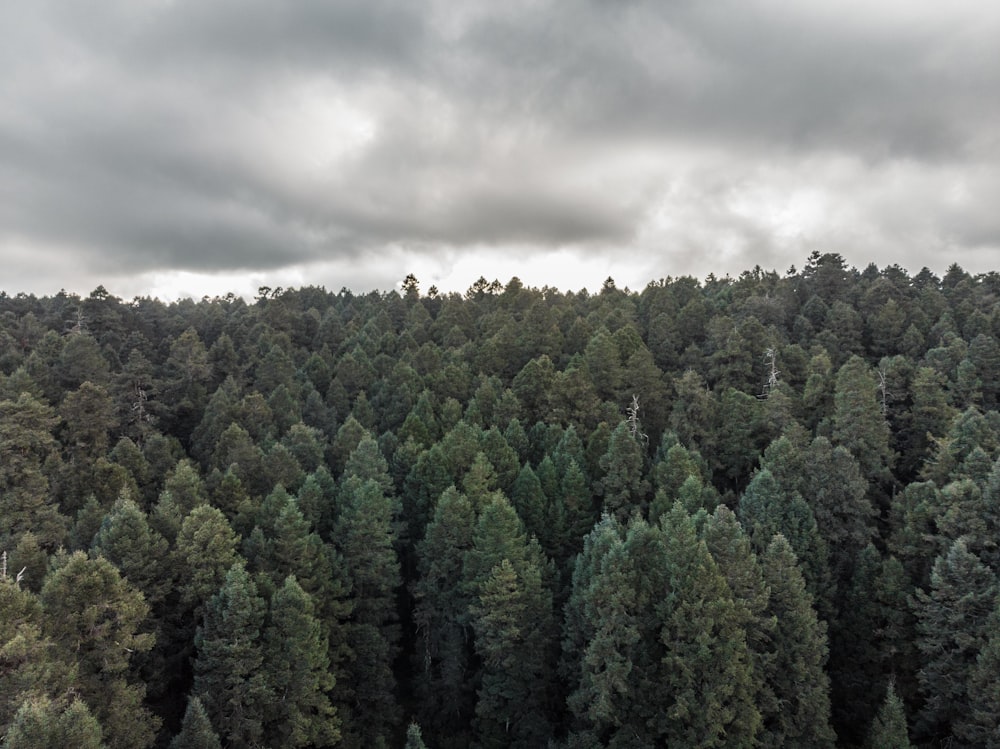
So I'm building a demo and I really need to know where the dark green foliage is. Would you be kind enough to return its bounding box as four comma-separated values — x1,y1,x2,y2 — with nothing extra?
866,682,913,749
914,538,998,745
596,421,650,523
193,563,271,749
4,263,1000,747
759,535,835,748
6,696,105,749
263,576,340,747
170,697,222,749
40,552,158,749
334,475,403,745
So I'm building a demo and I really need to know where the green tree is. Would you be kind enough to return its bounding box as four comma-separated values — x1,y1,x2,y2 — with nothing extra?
405,721,429,749
40,552,158,749
656,504,761,747
412,487,477,746
738,468,832,620
831,355,895,488
958,600,1000,747
596,421,650,523
914,538,998,745
193,563,271,749
759,534,835,748
264,576,340,747
169,697,222,749
0,393,66,551
6,696,105,749
866,682,913,749
334,476,402,745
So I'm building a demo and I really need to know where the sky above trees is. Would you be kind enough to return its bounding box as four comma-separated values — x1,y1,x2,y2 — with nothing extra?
2,0,999,300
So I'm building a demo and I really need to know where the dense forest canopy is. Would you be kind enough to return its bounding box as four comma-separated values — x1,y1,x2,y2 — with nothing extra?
1,251,999,748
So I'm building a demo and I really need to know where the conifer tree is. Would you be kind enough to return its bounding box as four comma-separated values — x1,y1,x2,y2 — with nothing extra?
657,504,761,747
192,563,271,749
470,557,553,748
263,576,340,747
866,683,913,749
170,697,222,749
596,421,649,523
334,476,402,745
702,505,776,720
958,600,1000,747
6,696,105,749
465,495,556,748
560,514,625,724
91,495,171,608
405,721,429,749
412,486,477,744
40,551,158,749
831,355,895,487
738,468,833,620
914,538,998,745
759,534,835,748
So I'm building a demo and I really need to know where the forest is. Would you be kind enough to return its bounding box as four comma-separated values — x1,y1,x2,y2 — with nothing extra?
0,251,999,748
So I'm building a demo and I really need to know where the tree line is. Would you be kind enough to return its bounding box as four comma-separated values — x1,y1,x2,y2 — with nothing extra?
0,252,999,747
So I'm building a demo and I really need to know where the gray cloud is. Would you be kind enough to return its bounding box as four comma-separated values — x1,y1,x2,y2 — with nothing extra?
1,0,998,297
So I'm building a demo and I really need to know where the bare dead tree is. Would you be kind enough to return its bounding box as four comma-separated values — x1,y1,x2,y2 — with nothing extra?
762,347,780,398
627,394,649,447
878,368,890,415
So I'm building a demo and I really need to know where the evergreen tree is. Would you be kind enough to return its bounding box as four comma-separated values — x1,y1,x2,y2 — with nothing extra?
702,506,776,723
40,552,158,749
6,696,105,749
914,538,998,745
412,487,477,745
656,504,761,747
866,682,913,749
192,564,272,749
831,355,895,487
759,534,835,748
465,495,556,748
596,421,650,523
334,476,402,745
738,468,833,620
263,576,340,747
405,721,430,749
958,599,1000,747
170,697,222,749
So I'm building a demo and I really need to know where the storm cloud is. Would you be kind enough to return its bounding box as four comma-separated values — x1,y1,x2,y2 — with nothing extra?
2,0,998,297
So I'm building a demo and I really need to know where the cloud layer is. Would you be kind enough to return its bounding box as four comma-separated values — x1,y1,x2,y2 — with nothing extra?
2,0,999,298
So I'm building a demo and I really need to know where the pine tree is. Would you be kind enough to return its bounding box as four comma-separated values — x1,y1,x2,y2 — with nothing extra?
958,600,1000,747
831,355,895,487
702,505,776,723
170,697,222,749
465,495,556,748
6,696,105,749
263,576,340,747
560,514,625,730
334,476,402,745
914,538,998,745
412,487,477,745
40,551,158,749
470,557,553,748
596,421,650,523
656,504,761,747
192,563,271,749
0,392,67,551
866,682,913,749
91,494,171,608
759,535,835,748
405,721,429,749
738,468,833,620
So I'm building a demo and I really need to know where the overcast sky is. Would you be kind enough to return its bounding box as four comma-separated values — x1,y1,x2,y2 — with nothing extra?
2,0,999,300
